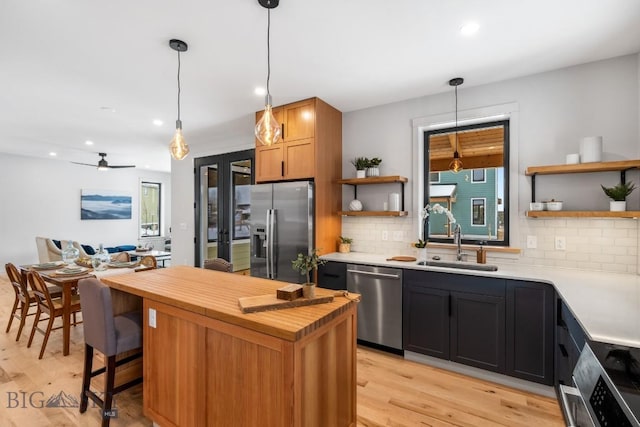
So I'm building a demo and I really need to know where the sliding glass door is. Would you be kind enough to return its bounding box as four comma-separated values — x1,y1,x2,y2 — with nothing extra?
194,150,254,271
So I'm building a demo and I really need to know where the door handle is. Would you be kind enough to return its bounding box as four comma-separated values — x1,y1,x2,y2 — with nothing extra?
281,161,284,177
346,269,400,279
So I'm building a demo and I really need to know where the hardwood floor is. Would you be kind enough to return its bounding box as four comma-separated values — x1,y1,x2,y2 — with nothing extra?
0,274,564,426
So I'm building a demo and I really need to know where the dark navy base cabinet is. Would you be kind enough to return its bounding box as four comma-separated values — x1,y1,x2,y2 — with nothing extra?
404,269,555,384
317,261,347,290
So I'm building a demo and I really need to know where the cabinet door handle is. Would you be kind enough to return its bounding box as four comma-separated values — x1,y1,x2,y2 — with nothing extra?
448,294,452,317
281,123,284,139
281,161,284,177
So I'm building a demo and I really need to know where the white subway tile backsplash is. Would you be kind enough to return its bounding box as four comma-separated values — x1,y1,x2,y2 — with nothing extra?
342,217,638,274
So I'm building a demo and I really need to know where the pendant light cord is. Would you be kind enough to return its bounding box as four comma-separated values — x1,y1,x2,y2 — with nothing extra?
454,84,458,152
177,50,182,122
266,8,272,99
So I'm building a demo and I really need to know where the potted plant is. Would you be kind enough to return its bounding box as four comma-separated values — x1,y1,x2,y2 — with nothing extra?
350,157,368,178
291,249,326,298
601,181,636,211
366,157,382,177
338,236,353,253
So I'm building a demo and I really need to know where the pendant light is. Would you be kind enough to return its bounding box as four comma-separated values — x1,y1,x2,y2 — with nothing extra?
448,77,464,173
255,0,281,146
169,39,190,160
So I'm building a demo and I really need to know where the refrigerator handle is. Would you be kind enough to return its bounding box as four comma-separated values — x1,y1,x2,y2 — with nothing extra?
269,209,277,279
265,210,271,279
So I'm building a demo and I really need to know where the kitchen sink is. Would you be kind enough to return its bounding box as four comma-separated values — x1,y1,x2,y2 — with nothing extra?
417,260,498,272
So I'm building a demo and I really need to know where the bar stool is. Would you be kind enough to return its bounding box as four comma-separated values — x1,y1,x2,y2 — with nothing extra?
78,278,142,427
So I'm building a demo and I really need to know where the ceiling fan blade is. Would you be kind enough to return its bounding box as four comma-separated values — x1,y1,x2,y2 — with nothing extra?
71,161,99,167
108,165,136,169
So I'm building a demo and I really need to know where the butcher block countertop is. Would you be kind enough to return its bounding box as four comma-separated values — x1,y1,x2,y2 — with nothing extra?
101,265,357,342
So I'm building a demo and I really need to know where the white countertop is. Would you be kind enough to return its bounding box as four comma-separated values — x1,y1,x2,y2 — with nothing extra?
322,252,640,348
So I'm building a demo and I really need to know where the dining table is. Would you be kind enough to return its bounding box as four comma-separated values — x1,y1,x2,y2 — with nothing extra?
18,262,148,356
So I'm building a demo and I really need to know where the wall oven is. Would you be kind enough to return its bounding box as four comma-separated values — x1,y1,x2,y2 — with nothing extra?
559,341,640,426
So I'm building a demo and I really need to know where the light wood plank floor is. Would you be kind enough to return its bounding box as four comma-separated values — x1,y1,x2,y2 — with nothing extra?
0,274,564,426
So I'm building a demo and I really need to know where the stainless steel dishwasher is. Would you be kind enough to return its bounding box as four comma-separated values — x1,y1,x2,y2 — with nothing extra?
346,264,403,350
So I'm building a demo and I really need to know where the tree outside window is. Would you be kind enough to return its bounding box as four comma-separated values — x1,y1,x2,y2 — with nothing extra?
141,182,161,237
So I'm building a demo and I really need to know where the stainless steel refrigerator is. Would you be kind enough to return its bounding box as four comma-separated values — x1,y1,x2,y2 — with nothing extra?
250,181,314,283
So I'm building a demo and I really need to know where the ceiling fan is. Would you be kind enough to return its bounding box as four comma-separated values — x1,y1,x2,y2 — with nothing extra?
72,153,136,170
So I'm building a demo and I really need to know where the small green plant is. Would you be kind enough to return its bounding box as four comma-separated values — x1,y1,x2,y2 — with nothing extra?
350,157,368,170
291,249,326,284
368,157,382,167
601,181,636,201
339,236,353,244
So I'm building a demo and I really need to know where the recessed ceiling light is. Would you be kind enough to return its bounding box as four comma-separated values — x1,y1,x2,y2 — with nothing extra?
100,106,116,113
254,87,266,96
460,22,480,36
153,119,163,126
145,164,151,168
85,140,94,145
49,152,57,156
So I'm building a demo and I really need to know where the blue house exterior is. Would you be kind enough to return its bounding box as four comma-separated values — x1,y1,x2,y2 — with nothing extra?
428,168,499,239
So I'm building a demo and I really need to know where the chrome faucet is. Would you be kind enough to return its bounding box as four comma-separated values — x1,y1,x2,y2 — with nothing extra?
453,224,463,261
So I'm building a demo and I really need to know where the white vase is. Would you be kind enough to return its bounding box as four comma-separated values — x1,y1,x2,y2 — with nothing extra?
356,170,366,178
365,167,379,177
415,247,427,262
610,201,626,211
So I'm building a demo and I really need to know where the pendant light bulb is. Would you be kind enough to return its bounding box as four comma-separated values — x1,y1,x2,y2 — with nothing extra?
255,2,281,146
449,151,463,173
169,120,189,161
448,77,464,173
255,96,281,146
168,39,189,161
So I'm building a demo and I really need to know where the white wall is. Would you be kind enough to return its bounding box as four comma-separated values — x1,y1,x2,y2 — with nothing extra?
170,53,640,273
0,153,171,266
342,53,640,272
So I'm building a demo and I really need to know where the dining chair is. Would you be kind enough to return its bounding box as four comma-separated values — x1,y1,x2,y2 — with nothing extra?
139,255,157,269
78,278,142,427
111,252,130,262
27,271,82,359
203,257,233,272
5,263,38,341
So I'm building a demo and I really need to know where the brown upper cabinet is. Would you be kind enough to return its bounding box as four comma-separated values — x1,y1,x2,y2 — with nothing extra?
255,98,339,183
254,97,343,256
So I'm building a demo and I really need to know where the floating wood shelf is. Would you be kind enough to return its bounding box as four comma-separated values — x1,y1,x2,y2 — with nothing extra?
525,159,640,176
338,175,409,215
338,211,409,217
526,211,640,218
337,176,408,185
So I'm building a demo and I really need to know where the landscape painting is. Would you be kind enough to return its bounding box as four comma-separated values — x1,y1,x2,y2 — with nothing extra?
81,189,132,220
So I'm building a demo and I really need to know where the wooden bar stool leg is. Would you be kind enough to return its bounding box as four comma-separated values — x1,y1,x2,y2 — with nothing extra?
102,355,116,427
80,344,93,413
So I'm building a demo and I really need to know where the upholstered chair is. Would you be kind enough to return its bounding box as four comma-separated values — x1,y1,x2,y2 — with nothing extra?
203,257,233,272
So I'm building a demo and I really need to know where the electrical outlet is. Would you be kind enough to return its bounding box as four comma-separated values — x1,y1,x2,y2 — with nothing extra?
392,231,403,241
526,235,537,249
381,230,388,241
149,308,157,328
555,236,566,251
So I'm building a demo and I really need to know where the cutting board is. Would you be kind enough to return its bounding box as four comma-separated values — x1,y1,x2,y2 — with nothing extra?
238,293,334,314
386,256,417,262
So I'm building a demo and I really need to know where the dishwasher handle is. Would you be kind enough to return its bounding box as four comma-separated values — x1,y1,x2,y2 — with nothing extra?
346,269,401,280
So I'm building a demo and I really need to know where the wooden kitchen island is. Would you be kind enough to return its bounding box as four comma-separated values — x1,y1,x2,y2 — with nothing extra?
101,265,358,427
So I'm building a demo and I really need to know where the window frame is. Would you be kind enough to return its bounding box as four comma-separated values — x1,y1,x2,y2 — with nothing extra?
472,169,486,183
140,181,162,238
471,198,486,227
423,119,510,246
